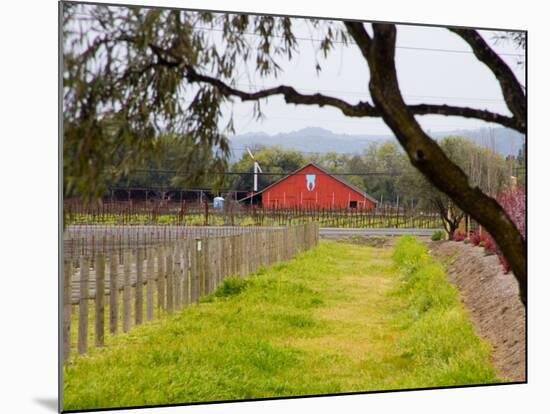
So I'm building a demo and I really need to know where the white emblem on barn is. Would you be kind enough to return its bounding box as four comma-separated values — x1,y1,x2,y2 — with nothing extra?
306,174,316,191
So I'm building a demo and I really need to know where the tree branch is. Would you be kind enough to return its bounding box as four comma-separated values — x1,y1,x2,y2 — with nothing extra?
449,28,526,132
184,66,519,128
432,198,452,232
148,42,181,68
410,103,520,131
138,36,520,130
185,66,377,117
343,21,372,55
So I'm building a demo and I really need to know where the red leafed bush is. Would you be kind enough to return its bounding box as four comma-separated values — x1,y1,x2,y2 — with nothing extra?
479,188,525,269
446,189,524,273
453,230,465,242
497,188,526,239
482,235,497,255
498,254,511,273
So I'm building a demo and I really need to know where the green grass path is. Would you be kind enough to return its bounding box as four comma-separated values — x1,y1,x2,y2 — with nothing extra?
64,240,497,411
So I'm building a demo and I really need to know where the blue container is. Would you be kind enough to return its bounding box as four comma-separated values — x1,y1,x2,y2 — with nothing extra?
213,197,224,209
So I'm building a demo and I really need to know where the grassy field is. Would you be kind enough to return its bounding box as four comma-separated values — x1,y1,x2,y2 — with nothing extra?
63,238,498,411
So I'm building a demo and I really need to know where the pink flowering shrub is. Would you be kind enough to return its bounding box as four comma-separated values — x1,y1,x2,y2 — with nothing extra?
484,188,525,273
498,254,511,273
453,230,465,242
494,188,525,273
497,188,526,239
463,189,524,274
482,235,497,255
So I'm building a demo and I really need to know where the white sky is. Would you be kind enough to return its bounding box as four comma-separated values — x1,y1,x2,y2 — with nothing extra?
67,5,525,138
220,21,525,136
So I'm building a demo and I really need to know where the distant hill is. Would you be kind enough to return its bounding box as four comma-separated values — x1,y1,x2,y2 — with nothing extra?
229,126,525,161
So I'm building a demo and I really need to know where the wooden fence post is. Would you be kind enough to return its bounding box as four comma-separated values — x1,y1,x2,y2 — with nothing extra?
204,238,211,295
228,234,233,276
250,232,256,273
190,239,199,303
166,244,174,314
63,260,72,361
243,233,248,276
234,234,239,276
135,248,143,325
146,248,154,321
221,237,227,282
240,233,246,277
109,252,118,334
214,237,220,291
157,246,165,313
218,236,226,286
276,230,280,263
269,230,274,265
78,256,89,355
95,254,105,347
217,237,223,288
182,240,190,305
123,250,132,333
199,238,206,295
195,238,202,301
261,231,266,267
174,242,182,311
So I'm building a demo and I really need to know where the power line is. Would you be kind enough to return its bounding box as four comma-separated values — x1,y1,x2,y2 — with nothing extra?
131,168,402,176
108,186,251,192
70,13,525,58
230,82,507,103
190,25,525,58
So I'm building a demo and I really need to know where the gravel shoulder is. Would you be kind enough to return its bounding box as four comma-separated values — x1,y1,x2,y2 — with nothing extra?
428,240,526,382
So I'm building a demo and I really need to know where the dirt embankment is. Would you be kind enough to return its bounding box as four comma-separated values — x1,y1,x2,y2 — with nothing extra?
428,241,526,383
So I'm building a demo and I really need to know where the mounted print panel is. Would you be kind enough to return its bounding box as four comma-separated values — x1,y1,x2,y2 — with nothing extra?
60,1,526,412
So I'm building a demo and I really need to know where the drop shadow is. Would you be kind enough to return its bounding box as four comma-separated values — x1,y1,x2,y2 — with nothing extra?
33,397,58,412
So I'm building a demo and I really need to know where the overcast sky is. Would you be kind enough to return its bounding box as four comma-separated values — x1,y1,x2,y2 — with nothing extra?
69,5,525,138
216,20,525,136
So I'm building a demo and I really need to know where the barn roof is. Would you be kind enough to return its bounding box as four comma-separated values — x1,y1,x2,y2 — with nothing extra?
239,162,379,204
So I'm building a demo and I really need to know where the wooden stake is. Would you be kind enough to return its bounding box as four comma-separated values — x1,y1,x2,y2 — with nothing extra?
109,253,119,334
95,254,105,347
135,248,143,325
146,248,154,321
78,256,89,355
157,246,165,312
166,244,174,314
122,250,131,333
63,260,72,361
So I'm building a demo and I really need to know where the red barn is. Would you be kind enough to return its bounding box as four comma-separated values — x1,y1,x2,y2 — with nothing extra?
241,163,377,209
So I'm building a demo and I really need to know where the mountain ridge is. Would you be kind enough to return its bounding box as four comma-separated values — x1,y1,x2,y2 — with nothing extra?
228,126,525,160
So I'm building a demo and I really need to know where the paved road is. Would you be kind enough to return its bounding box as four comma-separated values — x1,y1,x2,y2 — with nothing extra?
66,225,441,240
320,227,442,237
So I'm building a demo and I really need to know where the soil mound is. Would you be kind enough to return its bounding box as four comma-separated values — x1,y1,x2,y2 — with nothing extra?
429,241,526,382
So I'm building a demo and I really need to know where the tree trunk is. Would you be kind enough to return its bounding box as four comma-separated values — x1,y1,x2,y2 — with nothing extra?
345,23,526,305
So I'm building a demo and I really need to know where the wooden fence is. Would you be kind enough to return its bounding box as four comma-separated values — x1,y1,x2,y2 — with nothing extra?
63,225,278,261
63,223,319,362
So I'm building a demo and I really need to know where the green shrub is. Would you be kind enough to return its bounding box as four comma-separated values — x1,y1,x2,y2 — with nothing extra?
215,277,250,298
431,230,445,241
